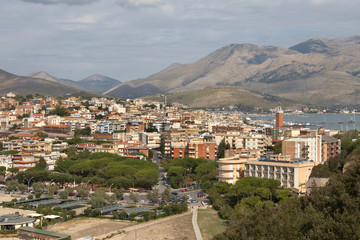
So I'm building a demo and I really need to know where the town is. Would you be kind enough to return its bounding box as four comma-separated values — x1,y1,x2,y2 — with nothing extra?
0,92,345,239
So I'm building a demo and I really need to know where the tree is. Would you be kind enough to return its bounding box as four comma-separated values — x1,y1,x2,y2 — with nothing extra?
59,190,68,199
77,187,89,199
162,187,172,201
215,182,232,194
183,176,193,187
36,131,48,139
147,189,159,203
130,192,139,204
34,157,47,171
49,105,70,117
90,189,107,208
114,189,124,200
5,180,17,193
8,167,19,178
273,141,282,154
0,166,6,176
17,183,27,194
74,127,91,137
217,138,230,159
32,182,45,195
47,185,59,196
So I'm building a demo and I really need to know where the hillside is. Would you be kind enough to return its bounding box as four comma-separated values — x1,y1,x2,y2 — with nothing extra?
142,86,300,109
78,74,121,94
106,36,360,107
0,69,90,97
29,71,85,90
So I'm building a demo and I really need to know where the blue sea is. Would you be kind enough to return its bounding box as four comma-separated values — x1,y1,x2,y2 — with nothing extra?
245,113,359,131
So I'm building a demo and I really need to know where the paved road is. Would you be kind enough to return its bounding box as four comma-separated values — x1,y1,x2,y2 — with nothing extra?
192,206,203,240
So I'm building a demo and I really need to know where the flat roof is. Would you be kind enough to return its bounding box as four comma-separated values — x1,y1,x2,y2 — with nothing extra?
18,226,70,239
54,201,87,209
96,204,124,214
122,207,154,214
0,214,35,225
29,199,63,208
15,197,49,205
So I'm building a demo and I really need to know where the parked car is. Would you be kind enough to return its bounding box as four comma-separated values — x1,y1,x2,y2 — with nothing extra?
197,191,205,197
181,189,188,192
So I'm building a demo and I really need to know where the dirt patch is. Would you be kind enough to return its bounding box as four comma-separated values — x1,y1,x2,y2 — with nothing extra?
0,193,24,203
0,207,36,216
111,214,195,240
46,217,135,239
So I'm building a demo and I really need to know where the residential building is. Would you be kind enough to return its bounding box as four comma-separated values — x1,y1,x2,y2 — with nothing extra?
218,154,257,184
282,135,322,164
188,138,216,160
42,125,70,134
244,156,314,191
0,214,35,231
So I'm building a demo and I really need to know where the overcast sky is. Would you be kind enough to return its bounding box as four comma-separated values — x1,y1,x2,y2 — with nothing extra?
1,0,359,81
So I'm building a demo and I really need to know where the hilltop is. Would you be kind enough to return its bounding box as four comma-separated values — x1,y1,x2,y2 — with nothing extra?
78,74,121,94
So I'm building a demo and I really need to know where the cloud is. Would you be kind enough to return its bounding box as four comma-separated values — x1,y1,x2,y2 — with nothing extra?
117,0,164,8
160,4,175,15
21,0,98,5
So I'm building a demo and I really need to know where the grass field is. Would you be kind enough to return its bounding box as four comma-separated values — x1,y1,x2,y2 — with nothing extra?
197,209,227,240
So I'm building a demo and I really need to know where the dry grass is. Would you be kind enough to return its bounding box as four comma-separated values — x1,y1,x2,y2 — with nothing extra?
46,217,135,239
0,207,36,216
197,209,227,240
111,214,195,240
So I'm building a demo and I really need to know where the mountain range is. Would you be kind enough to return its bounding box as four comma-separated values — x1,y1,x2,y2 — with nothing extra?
106,36,360,108
0,69,88,97
0,69,121,97
1,36,360,108
29,71,121,94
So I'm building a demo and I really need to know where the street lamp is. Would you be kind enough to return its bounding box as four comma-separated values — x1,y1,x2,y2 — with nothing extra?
85,180,91,187
109,183,114,193
24,177,34,191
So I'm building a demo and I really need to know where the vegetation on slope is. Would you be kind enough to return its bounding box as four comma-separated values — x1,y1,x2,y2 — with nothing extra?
141,86,299,109
212,130,360,240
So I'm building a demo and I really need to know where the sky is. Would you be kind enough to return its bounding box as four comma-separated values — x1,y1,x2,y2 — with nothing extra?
1,0,359,81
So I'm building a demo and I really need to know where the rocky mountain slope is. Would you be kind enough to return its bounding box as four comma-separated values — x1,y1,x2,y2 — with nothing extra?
106,36,360,107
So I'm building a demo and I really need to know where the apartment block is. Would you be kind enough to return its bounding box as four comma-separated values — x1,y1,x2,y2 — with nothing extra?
218,154,257,184
188,138,216,160
244,157,314,189
171,141,187,159
282,135,340,164
321,135,341,161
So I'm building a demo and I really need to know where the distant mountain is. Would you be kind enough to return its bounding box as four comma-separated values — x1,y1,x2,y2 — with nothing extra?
29,71,85,90
142,86,300,109
106,36,360,107
78,74,121,94
0,69,89,97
